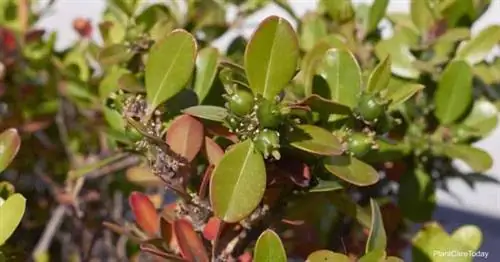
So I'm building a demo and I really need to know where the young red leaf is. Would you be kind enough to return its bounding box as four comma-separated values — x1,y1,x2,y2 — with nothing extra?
129,191,160,236
161,202,177,224
238,252,252,262
204,137,224,166
172,219,210,262
199,165,214,199
202,217,222,241
160,217,178,251
166,114,204,161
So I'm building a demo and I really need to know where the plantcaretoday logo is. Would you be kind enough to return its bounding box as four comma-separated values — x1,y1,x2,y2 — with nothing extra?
433,250,489,259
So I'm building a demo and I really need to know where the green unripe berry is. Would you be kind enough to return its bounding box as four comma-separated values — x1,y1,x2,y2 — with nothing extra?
226,87,255,116
356,93,386,123
347,132,373,158
257,99,283,129
254,129,281,159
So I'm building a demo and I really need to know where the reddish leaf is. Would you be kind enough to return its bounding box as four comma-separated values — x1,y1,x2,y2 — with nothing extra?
198,165,214,199
140,244,185,261
129,191,160,236
166,114,204,161
203,217,222,241
160,217,177,250
161,203,177,224
21,118,52,133
25,29,46,43
0,28,17,52
204,137,224,166
172,219,210,262
205,124,238,143
73,17,93,38
238,252,252,262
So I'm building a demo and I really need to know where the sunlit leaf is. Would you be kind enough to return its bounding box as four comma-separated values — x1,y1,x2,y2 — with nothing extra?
245,16,299,99
442,144,493,172
0,193,26,245
210,140,266,222
323,155,380,186
254,229,286,262
306,250,349,262
182,105,228,122
386,83,425,110
450,225,482,251
456,25,500,65
166,114,204,161
146,29,196,113
300,13,327,51
411,0,438,34
0,128,21,173
194,47,219,103
434,60,472,124
287,124,343,156
367,56,391,94
366,0,389,34
317,48,362,108
366,199,387,253
126,166,161,187
204,137,224,166
461,99,498,137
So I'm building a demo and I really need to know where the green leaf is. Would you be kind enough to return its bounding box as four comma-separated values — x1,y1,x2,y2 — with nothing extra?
359,249,386,262
456,25,500,65
0,128,20,173
323,155,380,186
412,222,472,262
301,36,349,96
321,0,355,23
103,107,126,132
386,83,425,110
366,0,389,34
97,44,132,66
306,250,350,262
434,60,472,124
398,168,436,222
0,193,26,245
317,48,362,108
329,191,371,228
99,67,129,99
296,94,351,120
461,99,498,137
210,140,266,222
287,124,343,156
300,13,328,51
254,230,287,262
309,180,343,193
366,199,387,253
410,0,438,34
145,29,197,113
182,105,228,122
451,225,482,251
375,35,419,79
367,56,392,94
194,47,219,103
244,16,299,99
442,144,492,172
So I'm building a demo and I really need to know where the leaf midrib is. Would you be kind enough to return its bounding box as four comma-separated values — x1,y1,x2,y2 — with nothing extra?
150,35,190,108
440,63,469,123
262,20,281,98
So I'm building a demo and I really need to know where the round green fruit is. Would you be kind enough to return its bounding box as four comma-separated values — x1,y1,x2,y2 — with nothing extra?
254,129,281,159
257,99,283,129
347,132,373,158
356,94,386,123
227,87,255,116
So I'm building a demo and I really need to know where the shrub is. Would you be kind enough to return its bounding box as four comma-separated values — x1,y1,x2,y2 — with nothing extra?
1,0,499,261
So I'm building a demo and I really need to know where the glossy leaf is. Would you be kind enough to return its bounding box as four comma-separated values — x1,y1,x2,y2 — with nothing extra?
129,191,159,236
204,137,224,166
194,47,219,103
367,56,391,94
386,83,425,110
145,29,196,113
413,222,472,262
172,219,209,262
398,169,436,222
450,225,482,250
443,144,493,172
296,94,351,121
434,60,472,124
166,114,204,162
366,199,387,253
456,25,500,65
300,13,327,51
375,35,419,79
366,0,389,34
0,193,26,245
245,16,299,99
254,230,287,262
302,37,349,96
323,155,380,186
182,105,228,122
160,217,175,249
461,99,498,137
126,166,161,187
210,140,266,222
202,216,221,241
287,124,343,156
359,249,386,262
317,48,362,108
306,250,349,262
0,128,21,173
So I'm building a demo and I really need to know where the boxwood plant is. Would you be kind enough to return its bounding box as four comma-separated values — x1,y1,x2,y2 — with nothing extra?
1,0,499,261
